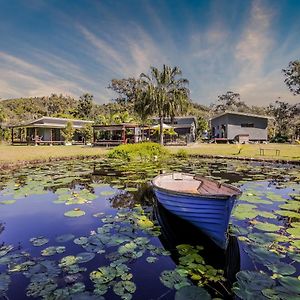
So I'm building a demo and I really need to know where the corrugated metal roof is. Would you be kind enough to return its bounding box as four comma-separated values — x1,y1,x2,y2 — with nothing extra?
210,111,272,120
10,116,93,128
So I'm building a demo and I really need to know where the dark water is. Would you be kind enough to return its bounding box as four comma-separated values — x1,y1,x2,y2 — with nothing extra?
0,158,299,299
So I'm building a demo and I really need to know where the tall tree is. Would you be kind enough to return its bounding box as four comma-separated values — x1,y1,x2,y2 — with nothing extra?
75,93,94,119
108,78,139,106
212,91,249,113
268,100,295,138
283,60,300,95
135,65,190,145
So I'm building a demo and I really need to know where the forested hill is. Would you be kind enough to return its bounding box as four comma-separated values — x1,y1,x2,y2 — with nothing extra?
0,94,211,125
0,95,79,125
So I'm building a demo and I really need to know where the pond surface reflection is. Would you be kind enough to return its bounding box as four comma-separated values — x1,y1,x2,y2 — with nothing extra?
0,158,299,299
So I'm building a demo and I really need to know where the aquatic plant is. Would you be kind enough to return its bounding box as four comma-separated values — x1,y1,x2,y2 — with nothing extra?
107,142,169,161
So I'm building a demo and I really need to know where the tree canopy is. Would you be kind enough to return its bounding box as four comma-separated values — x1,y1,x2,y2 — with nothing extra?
283,60,300,95
135,65,191,144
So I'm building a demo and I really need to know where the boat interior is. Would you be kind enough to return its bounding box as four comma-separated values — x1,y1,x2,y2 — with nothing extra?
153,173,241,196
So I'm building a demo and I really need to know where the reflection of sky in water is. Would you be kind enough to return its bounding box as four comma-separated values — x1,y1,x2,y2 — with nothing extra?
0,158,299,299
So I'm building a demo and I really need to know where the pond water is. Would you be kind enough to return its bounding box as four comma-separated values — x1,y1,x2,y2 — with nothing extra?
0,158,299,299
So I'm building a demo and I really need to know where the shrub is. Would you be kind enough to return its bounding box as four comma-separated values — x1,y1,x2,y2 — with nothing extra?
175,149,188,158
107,142,169,161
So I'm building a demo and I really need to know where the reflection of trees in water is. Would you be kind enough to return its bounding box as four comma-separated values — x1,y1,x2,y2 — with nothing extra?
109,184,155,209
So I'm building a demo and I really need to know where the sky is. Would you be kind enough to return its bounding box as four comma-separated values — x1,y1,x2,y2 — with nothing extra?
0,0,299,106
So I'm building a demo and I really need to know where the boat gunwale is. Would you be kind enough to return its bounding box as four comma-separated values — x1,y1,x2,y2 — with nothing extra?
152,172,242,199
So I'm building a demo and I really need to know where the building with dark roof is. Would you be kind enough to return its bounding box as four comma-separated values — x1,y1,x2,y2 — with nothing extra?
210,111,270,143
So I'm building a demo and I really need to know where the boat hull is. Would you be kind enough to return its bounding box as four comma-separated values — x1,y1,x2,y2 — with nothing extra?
152,187,237,249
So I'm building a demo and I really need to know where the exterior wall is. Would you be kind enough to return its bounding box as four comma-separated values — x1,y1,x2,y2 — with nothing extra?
211,115,228,138
211,114,268,141
227,115,267,141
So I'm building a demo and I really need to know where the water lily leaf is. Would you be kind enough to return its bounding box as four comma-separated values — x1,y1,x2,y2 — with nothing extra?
0,245,13,257
278,276,300,293
90,266,117,284
64,209,85,217
254,222,282,232
55,234,75,243
94,283,108,295
76,252,95,264
30,237,49,247
266,262,296,275
100,190,115,196
175,286,211,300
136,216,154,229
159,270,189,289
0,200,16,205
113,280,136,296
232,203,259,220
257,211,277,219
73,237,88,245
279,201,300,211
59,256,78,267
125,187,138,192
232,271,275,299
146,256,157,263
41,246,66,256
71,291,103,299
69,282,85,294
93,212,105,218
275,210,300,219
287,227,300,238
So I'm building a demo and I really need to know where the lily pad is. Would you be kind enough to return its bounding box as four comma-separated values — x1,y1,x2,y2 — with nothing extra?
76,252,95,264
175,286,211,300
254,222,282,232
278,276,300,293
0,200,16,205
159,270,190,290
113,280,136,297
64,209,86,218
30,237,49,247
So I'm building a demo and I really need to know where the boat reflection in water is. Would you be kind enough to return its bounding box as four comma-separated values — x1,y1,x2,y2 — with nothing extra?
153,201,240,299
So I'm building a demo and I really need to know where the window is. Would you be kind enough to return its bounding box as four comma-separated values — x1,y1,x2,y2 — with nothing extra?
241,123,254,127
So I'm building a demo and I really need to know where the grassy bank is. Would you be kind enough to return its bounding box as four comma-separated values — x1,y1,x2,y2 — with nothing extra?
0,143,299,168
0,144,108,166
168,143,300,161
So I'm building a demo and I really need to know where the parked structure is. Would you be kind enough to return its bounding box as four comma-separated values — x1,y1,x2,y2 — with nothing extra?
210,111,269,143
93,123,145,146
10,116,93,145
151,116,197,143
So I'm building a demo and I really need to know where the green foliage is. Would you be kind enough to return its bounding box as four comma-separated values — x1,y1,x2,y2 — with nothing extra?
107,142,169,161
135,65,191,145
176,244,225,287
283,60,300,95
74,93,94,119
175,149,188,158
80,123,93,143
61,121,75,143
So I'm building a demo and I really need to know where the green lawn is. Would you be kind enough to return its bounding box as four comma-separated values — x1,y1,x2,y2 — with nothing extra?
0,143,299,167
0,144,108,165
167,143,300,161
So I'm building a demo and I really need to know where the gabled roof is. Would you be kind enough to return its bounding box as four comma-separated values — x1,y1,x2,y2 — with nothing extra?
152,116,197,125
210,111,272,121
11,116,93,128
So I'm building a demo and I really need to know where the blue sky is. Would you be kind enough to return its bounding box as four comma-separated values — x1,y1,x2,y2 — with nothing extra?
0,0,299,106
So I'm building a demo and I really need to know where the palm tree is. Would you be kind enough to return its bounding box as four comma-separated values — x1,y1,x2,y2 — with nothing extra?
135,65,190,145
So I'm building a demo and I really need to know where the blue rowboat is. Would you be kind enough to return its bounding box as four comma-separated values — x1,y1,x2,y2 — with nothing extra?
152,173,242,249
